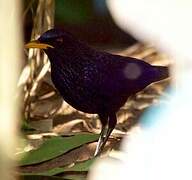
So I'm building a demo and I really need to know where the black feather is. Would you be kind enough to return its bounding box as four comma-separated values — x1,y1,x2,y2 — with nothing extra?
35,28,169,155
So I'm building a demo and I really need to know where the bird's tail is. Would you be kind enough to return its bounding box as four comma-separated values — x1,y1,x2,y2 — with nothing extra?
152,66,169,82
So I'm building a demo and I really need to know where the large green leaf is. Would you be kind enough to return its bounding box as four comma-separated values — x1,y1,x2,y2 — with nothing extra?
63,158,95,172
39,167,68,176
38,159,95,176
20,133,99,166
63,174,87,180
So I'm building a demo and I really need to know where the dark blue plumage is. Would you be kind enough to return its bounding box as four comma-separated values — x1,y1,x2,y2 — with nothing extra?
26,29,169,155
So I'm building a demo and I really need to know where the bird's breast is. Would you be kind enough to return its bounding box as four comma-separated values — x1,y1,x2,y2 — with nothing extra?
50,62,102,113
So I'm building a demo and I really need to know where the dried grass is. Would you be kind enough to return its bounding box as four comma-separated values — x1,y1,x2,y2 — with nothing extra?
19,0,55,121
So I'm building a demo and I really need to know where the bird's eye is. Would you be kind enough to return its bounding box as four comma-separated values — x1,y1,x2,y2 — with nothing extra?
55,37,63,43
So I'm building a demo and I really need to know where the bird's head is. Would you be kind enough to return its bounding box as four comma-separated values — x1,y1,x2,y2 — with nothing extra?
25,28,80,52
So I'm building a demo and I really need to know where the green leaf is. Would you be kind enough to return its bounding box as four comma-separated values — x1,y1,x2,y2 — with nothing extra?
63,174,87,180
20,133,99,166
39,167,67,176
38,159,95,176
64,159,95,172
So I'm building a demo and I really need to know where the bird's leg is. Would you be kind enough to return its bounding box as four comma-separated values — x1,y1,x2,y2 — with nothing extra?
94,124,107,156
96,113,117,156
94,114,108,156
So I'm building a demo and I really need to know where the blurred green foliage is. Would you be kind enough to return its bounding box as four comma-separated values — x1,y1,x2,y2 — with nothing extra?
55,0,94,24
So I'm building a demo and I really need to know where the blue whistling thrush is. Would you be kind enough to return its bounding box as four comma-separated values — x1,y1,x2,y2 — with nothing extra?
25,29,169,156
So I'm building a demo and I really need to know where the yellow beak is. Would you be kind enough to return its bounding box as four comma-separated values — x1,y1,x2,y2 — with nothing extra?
25,40,54,49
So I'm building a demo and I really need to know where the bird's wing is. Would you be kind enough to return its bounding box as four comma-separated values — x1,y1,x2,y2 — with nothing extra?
94,53,147,97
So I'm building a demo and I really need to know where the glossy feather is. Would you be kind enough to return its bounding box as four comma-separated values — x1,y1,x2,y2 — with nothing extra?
31,29,169,155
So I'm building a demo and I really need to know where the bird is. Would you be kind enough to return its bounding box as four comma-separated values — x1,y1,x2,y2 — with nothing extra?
25,28,169,156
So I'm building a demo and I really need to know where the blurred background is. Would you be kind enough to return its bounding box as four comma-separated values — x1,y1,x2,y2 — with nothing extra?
24,0,137,50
